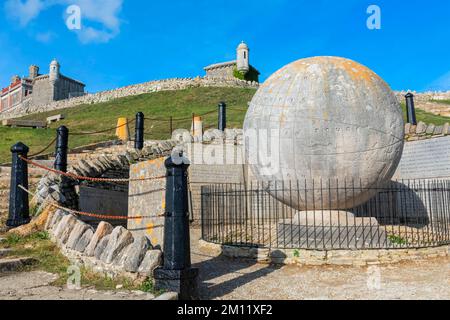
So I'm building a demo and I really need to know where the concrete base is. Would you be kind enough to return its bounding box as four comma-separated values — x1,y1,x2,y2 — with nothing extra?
154,267,199,300
277,211,387,249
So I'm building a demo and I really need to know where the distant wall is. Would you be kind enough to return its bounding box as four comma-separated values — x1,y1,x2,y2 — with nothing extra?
0,76,259,121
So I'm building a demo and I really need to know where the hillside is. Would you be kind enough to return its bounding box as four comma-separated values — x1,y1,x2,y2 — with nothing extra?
0,87,256,163
1,86,450,164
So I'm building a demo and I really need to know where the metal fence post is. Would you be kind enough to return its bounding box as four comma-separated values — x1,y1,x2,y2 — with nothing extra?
54,126,69,172
405,93,417,125
7,142,30,228
154,153,198,300
135,112,144,150
218,101,226,131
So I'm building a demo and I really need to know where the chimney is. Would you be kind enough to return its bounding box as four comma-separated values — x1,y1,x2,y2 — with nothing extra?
11,75,20,84
29,65,39,79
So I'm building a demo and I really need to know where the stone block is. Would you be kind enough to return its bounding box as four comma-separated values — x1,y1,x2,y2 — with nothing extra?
74,228,94,253
101,226,134,264
94,235,110,260
416,121,427,134
443,123,450,135
434,125,444,135
138,250,162,276
426,124,435,134
85,221,114,256
53,214,77,240
66,220,91,250
123,235,151,273
58,216,79,245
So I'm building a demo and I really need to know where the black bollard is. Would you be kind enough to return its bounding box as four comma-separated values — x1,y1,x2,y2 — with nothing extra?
135,112,144,150
7,142,30,228
154,153,198,300
218,101,227,131
54,126,69,172
405,93,417,125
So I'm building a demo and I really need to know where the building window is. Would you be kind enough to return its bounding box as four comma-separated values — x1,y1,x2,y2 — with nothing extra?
244,52,247,59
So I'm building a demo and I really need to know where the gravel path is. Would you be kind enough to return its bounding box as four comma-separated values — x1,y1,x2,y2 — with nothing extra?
191,228,450,300
0,271,156,300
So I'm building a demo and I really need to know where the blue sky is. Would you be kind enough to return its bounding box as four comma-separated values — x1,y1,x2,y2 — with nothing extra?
0,0,449,93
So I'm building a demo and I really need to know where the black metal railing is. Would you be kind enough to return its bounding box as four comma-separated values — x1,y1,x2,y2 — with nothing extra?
200,179,450,250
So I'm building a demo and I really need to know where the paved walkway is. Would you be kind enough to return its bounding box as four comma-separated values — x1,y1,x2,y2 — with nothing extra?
191,228,450,300
0,271,156,300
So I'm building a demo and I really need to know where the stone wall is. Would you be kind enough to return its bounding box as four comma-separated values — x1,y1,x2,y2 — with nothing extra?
46,208,162,280
199,240,449,266
0,77,259,120
395,91,450,103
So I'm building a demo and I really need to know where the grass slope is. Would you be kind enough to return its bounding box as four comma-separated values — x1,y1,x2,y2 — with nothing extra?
1,86,449,163
0,87,256,163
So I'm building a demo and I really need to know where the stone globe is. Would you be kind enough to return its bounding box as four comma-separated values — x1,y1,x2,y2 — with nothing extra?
243,56,404,210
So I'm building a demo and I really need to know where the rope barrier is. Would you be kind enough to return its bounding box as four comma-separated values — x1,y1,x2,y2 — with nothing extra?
70,118,135,136
144,109,217,122
27,137,57,159
19,156,167,183
18,185,165,220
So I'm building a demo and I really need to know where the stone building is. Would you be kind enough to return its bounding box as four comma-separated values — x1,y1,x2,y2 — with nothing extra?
0,59,85,112
204,42,260,82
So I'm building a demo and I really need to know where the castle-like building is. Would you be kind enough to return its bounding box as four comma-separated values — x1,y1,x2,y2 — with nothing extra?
204,42,260,82
0,59,85,112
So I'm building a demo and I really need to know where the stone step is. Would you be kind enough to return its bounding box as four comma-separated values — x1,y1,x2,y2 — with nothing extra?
0,257,38,273
0,249,12,258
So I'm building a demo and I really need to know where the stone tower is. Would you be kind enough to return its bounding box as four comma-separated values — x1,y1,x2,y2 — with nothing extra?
29,65,39,79
236,41,250,73
49,59,60,82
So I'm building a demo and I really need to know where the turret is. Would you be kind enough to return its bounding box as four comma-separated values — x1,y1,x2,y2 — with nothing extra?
49,59,60,82
29,65,39,79
236,41,250,73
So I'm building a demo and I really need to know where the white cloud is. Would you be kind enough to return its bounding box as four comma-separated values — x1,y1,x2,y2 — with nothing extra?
4,0,123,43
426,71,450,92
35,31,57,43
4,0,46,26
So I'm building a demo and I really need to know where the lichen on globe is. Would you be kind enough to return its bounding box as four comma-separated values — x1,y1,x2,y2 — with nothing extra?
243,56,405,210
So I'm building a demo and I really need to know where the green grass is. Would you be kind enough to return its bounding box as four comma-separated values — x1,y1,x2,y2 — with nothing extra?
400,102,450,126
0,231,158,292
0,87,256,163
431,99,450,105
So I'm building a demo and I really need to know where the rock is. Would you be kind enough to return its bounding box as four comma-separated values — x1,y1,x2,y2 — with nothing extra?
66,220,91,249
53,214,77,240
434,125,444,135
58,215,79,245
123,236,151,272
45,209,66,231
85,221,114,256
154,292,178,300
94,235,110,260
74,228,94,253
426,124,436,135
101,226,134,264
416,121,427,134
443,123,450,135
0,257,38,273
138,250,162,276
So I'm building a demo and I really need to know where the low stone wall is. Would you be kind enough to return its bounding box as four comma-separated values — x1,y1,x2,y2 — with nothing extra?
404,121,450,141
198,240,449,267
0,77,259,121
395,91,450,103
46,208,162,279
